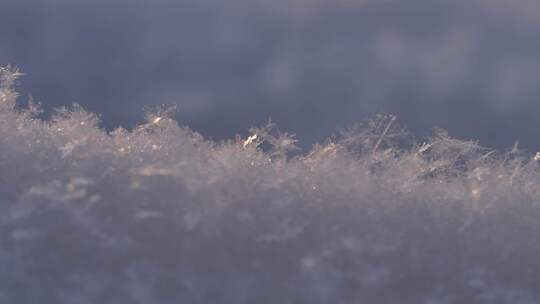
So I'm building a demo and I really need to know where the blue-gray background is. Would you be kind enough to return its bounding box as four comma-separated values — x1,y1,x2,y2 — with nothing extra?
2,0,540,150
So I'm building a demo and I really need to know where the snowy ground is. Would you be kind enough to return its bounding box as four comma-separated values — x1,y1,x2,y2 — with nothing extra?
1,67,540,303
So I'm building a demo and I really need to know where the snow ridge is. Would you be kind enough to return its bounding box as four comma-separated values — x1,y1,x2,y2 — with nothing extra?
1,67,540,303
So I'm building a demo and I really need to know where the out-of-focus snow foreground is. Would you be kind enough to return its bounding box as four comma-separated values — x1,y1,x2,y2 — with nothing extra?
1,67,540,304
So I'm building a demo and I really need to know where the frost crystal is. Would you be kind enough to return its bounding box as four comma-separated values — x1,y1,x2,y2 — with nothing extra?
1,67,540,303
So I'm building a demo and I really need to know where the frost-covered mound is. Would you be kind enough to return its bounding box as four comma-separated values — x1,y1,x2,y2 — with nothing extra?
2,67,540,303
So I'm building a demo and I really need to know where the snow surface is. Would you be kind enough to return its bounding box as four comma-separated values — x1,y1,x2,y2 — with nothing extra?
1,67,540,303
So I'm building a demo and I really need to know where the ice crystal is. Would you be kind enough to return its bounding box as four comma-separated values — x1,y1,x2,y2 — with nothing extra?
1,67,540,303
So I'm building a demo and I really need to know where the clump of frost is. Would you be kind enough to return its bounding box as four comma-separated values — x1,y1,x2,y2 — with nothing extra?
2,67,540,303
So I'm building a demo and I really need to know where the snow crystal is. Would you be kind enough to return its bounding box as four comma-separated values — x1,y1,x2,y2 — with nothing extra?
1,67,540,303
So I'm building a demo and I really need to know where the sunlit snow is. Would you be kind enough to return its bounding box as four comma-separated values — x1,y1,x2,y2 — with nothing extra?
1,67,540,303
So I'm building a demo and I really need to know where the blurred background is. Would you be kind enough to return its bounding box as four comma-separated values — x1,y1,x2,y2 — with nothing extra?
2,0,540,150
